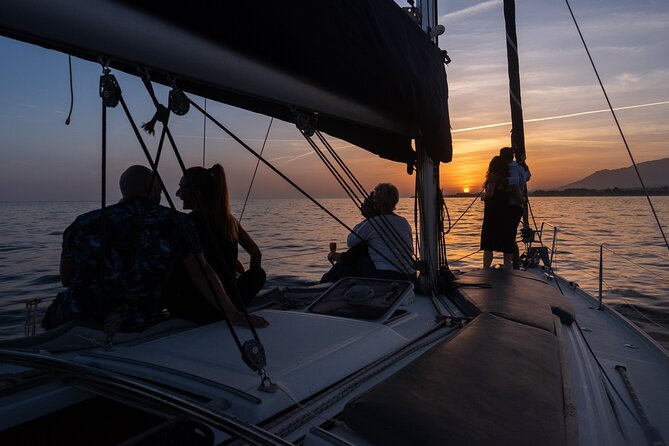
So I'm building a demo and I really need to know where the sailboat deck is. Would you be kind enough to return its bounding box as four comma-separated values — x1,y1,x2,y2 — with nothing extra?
71,296,442,424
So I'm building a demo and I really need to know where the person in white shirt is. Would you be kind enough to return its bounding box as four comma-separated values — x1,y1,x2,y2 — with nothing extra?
499,147,531,269
321,183,414,282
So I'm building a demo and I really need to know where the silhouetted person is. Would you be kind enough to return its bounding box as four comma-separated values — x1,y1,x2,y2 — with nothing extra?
480,156,523,269
499,147,531,269
321,183,414,282
42,165,268,332
162,164,266,323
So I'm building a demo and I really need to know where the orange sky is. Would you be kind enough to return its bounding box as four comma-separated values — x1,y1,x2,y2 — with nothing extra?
0,0,667,201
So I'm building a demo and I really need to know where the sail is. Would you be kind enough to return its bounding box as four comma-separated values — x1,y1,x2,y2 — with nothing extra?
0,0,452,165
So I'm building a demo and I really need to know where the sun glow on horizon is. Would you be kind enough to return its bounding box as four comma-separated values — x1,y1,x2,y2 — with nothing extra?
463,187,470,193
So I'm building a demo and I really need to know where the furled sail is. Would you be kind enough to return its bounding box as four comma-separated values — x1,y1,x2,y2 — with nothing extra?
0,0,452,165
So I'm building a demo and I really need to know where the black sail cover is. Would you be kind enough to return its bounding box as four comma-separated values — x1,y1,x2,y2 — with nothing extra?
0,0,452,164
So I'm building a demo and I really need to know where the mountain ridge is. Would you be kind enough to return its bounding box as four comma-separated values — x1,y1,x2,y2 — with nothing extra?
559,157,669,190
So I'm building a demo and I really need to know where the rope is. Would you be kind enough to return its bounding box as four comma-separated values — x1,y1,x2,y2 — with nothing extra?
202,98,207,166
526,199,544,245
161,117,266,346
100,81,108,314
302,132,413,274
65,55,74,125
314,131,416,261
240,117,273,222
115,85,258,367
187,98,408,276
445,189,484,233
564,0,668,251
449,249,482,265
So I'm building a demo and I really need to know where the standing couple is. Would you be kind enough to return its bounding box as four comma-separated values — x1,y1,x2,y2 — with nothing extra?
43,164,268,332
480,147,531,269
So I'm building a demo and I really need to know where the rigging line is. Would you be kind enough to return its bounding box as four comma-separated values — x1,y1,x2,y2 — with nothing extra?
315,131,416,259
100,89,107,307
304,133,362,207
65,55,74,125
315,131,365,196
450,249,482,265
414,181,420,259
303,133,411,274
202,98,207,167
303,133,413,268
564,0,669,252
162,123,265,344
187,99,408,277
445,189,484,234
116,95,253,357
526,199,544,246
546,231,565,295
443,194,452,234
240,117,273,223
137,79,267,345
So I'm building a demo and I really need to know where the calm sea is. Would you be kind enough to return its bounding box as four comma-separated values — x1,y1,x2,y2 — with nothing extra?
1,197,668,348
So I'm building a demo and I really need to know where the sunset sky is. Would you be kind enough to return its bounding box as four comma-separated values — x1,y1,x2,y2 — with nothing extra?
0,0,667,202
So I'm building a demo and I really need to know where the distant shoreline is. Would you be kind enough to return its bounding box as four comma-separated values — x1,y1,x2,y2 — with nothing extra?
445,187,669,198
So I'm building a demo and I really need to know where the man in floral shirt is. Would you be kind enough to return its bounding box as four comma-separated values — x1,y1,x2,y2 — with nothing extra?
43,165,268,332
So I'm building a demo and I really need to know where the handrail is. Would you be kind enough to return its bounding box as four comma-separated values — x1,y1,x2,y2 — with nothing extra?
542,222,669,283
542,222,668,332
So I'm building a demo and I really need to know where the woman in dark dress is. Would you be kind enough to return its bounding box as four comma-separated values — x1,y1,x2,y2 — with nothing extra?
480,156,522,269
163,164,265,323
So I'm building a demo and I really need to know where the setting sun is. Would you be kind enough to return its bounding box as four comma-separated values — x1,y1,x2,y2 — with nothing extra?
463,187,470,193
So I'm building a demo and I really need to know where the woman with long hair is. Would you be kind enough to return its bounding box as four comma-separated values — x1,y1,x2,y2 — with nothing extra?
163,164,265,323
480,155,522,269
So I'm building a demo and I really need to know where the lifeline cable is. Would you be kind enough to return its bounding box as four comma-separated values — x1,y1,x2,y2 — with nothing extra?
542,222,669,283
565,0,668,251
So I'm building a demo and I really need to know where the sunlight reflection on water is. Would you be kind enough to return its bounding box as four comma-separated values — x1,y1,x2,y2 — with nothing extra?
1,197,667,346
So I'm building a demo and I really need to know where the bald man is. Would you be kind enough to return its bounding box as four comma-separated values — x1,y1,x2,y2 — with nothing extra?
43,165,268,332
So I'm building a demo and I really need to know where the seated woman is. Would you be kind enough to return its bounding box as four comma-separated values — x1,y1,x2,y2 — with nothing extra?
162,164,266,323
321,183,414,283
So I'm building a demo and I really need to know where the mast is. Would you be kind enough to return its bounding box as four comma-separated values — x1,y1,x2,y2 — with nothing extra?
416,0,441,292
503,0,526,161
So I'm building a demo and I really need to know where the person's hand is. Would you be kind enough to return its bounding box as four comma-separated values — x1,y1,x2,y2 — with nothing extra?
230,311,270,328
327,252,341,263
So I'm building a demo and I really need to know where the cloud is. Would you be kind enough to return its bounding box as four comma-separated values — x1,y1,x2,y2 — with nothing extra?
452,100,669,133
439,0,501,23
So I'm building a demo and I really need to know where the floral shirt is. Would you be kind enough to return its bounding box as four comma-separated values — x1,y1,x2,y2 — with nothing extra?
58,197,200,331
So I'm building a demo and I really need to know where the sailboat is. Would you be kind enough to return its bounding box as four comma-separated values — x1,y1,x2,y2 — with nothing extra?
1,1,667,445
